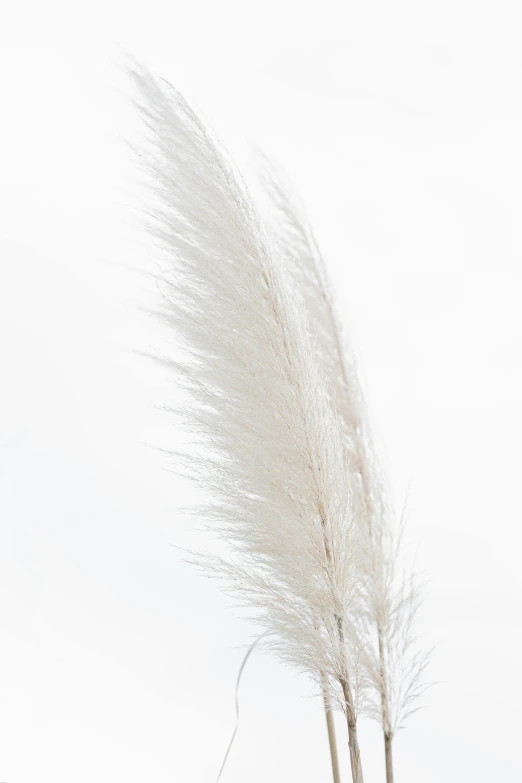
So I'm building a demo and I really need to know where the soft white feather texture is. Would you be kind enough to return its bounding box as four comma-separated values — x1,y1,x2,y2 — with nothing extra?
354,507,429,738
255,159,428,758
129,66,363,719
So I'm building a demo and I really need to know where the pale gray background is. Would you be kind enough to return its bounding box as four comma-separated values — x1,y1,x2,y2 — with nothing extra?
1,2,521,781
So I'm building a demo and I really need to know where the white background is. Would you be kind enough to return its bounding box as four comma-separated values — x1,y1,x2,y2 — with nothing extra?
1,2,522,781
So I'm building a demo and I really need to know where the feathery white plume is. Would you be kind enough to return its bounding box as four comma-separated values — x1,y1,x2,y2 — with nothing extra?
256,158,429,783
129,66,365,781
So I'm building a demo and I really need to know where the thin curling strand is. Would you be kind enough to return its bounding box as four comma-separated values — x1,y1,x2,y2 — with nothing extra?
129,65,365,783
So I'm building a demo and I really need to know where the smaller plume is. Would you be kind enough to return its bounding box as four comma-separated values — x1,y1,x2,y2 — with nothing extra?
255,157,430,783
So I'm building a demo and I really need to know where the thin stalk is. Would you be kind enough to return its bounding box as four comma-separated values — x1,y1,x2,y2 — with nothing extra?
384,733,394,783
377,627,394,783
358,459,393,783
337,618,364,783
340,677,363,783
318,510,364,783
321,674,341,783
318,502,364,783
